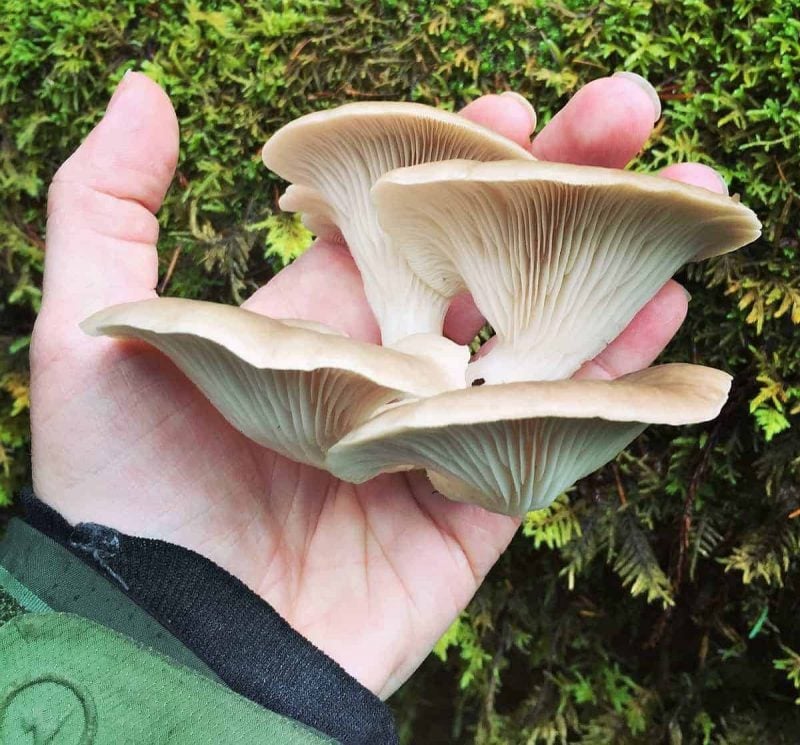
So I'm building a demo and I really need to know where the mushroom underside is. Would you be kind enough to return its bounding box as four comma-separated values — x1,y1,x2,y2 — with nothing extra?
263,103,536,344
326,363,732,516
373,159,762,382
329,416,647,515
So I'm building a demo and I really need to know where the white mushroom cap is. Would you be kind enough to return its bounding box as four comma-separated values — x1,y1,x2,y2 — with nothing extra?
279,185,345,244
373,160,762,383
326,364,732,516
81,298,469,469
262,102,535,346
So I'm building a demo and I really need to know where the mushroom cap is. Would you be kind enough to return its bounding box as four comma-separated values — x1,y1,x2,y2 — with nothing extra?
262,102,535,345
373,159,762,382
279,185,344,244
82,298,469,469
326,364,732,515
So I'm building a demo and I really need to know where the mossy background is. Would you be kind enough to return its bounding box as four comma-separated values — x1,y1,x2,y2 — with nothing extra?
1,0,799,741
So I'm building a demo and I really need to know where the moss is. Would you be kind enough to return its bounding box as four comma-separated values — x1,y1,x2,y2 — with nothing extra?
2,0,800,740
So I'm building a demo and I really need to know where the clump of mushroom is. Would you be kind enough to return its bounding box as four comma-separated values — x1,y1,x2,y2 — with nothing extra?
262,102,535,347
83,100,762,517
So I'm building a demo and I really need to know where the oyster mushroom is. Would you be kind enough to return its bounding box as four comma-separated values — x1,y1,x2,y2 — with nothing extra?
279,184,344,245
81,298,468,469
373,159,761,383
262,102,535,347
326,364,732,516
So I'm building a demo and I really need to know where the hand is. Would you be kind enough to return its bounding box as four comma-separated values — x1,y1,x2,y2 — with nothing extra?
30,72,726,698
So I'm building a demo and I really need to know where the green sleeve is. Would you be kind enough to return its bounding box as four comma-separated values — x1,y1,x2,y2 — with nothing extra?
0,520,335,744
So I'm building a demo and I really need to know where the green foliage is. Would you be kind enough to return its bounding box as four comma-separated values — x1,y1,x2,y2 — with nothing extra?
2,0,800,741
522,493,582,550
774,645,800,704
252,213,314,267
434,614,494,689
721,491,800,586
611,508,674,607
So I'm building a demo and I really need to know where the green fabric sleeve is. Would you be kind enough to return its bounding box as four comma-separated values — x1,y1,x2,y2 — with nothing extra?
0,517,219,683
0,564,51,614
0,612,335,744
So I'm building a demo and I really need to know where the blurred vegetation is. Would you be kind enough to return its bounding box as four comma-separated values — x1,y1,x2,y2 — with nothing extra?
1,0,799,741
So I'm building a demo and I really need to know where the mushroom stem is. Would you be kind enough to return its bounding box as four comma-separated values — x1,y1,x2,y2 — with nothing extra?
390,333,470,390
467,339,578,384
262,102,535,347
377,294,450,346
337,206,451,345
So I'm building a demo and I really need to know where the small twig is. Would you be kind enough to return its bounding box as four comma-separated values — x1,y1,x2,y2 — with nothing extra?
158,245,182,295
23,225,46,251
479,620,512,734
289,38,311,61
341,85,386,98
612,464,628,506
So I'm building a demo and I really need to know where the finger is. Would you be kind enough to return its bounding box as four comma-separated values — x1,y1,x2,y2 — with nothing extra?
245,92,538,340
242,239,381,343
443,293,485,346
458,92,537,150
658,162,728,194
531,73,660,167
41,72,179,330
573,280,690,380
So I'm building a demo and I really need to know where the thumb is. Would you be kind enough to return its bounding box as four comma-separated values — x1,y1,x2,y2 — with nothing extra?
40,72,178,331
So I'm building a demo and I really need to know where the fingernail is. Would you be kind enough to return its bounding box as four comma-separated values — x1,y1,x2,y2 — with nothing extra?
500,91,537,131
613,71,661,123
682,286,692,303
106,70,134,113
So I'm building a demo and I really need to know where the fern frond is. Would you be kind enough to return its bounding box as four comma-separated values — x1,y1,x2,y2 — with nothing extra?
559,504,612,590
722,516,800,586
612,510,674,607
252,212,313,267
523,493,582,550
689,515,724,581
774,645,800,704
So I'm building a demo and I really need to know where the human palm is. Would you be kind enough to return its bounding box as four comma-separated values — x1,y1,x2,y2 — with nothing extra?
31,73,725,698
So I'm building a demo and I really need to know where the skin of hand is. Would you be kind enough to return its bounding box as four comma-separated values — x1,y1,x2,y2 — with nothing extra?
31,72,727,699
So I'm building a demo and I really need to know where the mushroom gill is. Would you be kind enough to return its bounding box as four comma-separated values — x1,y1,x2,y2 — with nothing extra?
262,102,535,347
326,364,732,516
82,298,469,470
373,159,761,384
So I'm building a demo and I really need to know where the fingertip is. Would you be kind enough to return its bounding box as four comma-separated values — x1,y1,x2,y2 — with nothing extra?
459,93,537,149
658,163,729,195
574,280,689,381
54,71,180,213
611,72,661,122
649,279,691,324
443,293,485,345
531,75,656,167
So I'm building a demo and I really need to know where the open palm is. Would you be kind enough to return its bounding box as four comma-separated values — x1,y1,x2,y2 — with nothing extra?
31,73,725,698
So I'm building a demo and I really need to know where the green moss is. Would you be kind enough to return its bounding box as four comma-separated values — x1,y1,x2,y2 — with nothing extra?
2,0,800,740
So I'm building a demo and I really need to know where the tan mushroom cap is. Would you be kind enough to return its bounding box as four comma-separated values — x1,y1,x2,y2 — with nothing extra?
374,159,762,383
279,185,344,244
262,102,535,346
81,298,469,469
326,364,732,515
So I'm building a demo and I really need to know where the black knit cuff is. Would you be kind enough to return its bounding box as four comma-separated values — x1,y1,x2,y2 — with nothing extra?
20,489,398,745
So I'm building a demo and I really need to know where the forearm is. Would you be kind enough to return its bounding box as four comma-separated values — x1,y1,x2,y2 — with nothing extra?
1,490,398,745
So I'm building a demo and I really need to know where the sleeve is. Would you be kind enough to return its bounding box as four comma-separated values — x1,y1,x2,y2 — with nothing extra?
0,489,399,745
